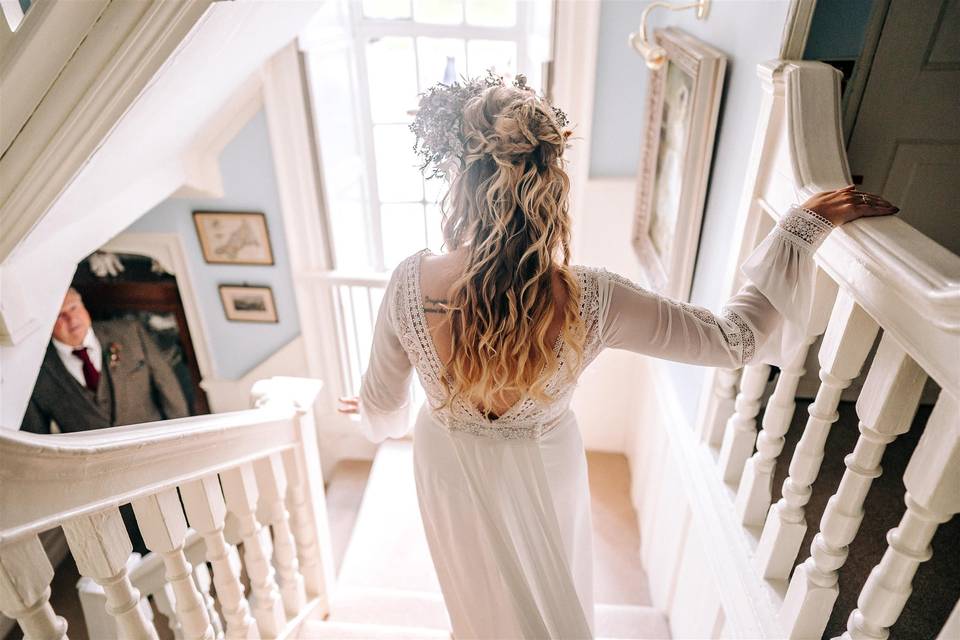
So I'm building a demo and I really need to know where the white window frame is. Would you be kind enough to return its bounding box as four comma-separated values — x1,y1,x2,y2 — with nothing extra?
348,0,540,271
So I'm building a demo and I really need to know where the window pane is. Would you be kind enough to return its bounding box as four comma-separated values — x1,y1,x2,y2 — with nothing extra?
423,174,448,205
381,203,427,268
425,204,445,254
328,183,372,271
465,0,516,27
373,125,424,202
363,0,411,19
467,39,517,78
413,0,462,24
367,37,418,123
417,37,466,91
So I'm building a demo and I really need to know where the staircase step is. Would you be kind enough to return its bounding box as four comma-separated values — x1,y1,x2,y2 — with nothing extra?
295,619,449,639
596,603,671,639
337,440,442,593
329,585,451,629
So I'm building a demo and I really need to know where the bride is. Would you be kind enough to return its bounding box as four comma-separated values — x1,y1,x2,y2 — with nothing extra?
337,73,897,639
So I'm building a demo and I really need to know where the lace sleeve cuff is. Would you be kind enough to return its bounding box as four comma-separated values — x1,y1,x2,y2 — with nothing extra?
773,205,834,253
719,308,756,365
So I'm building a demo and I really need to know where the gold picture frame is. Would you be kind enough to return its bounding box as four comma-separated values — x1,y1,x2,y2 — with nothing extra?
633,28,726,301
193,211,275,266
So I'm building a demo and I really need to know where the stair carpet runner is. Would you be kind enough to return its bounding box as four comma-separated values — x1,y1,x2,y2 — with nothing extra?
296,441,671,639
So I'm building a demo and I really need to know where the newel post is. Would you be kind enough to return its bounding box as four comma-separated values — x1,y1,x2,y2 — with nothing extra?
251,377,335,615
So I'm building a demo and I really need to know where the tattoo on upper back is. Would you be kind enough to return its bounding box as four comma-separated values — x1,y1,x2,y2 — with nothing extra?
423,296,450,314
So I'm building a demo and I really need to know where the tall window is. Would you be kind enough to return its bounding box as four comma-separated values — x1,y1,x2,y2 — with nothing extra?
354,0,549,271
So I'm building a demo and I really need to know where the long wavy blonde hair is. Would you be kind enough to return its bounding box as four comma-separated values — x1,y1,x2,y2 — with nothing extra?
434,84,585,416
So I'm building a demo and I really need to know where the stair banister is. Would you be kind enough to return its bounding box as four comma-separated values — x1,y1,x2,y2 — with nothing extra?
0,376,333,640
680,59,960,639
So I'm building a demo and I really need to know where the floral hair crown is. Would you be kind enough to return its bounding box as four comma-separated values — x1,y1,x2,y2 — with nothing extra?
409,70,570,180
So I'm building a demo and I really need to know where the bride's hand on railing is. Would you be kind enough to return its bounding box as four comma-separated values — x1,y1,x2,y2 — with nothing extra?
337,396,360,414
802,184,899,226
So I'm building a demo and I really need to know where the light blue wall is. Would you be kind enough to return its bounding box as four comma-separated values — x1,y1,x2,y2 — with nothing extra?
589,0,792,425
128,110,301,380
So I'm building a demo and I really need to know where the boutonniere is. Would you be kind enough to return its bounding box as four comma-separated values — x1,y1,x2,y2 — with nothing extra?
108,342,122,368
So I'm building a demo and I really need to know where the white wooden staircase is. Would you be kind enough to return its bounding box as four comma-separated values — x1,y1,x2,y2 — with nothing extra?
0,377,671,639
296,441,671,639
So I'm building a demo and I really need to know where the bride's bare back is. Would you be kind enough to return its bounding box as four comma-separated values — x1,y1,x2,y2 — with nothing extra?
419,248,569,419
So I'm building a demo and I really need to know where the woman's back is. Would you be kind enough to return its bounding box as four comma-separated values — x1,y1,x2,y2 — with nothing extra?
388,248,604,442
419,247,572,419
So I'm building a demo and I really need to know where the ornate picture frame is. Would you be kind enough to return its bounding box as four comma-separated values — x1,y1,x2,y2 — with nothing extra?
193,211,275,266
632,27,726,301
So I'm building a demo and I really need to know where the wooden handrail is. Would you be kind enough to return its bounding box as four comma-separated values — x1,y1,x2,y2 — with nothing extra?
758,61,960,395
0,377,323,545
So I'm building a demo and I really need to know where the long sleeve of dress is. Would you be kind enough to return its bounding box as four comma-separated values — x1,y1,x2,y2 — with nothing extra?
597,205,834,369
357,265,415,443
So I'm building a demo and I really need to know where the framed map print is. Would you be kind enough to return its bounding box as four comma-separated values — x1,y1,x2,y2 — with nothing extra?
194,211,275,265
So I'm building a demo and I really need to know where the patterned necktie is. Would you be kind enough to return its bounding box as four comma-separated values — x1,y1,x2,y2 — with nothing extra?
72,347,101,392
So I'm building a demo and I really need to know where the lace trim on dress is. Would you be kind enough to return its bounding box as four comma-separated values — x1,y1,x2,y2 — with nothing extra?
774,205,834,252
399,250,600,441
721,309,756,364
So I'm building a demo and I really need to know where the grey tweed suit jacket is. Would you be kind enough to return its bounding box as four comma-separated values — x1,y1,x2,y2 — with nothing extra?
21,319,190,433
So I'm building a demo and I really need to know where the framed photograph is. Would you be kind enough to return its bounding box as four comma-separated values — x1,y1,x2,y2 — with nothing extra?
193,211,274,265
219,285,278,323
633,27,726,300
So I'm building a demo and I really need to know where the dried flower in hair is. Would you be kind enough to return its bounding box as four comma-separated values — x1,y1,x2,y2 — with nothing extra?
409,69,570,180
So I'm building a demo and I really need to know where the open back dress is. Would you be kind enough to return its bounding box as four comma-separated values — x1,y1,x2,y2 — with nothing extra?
356,205,834,638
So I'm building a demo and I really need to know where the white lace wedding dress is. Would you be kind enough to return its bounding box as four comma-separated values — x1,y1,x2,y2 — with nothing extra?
356,205,834,639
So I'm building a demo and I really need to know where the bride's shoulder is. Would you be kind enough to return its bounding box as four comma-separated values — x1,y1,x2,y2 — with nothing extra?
568,263,609,284
569,264,651,296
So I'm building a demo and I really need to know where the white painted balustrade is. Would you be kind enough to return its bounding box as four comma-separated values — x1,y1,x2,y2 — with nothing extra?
842,393,960,640
754,290,880,581
778,333,928,638
0,377,333,640
676,60,960,638
181,476,258,639
734,269,836,528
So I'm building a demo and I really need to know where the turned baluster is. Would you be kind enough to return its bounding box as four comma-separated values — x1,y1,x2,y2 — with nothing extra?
63,508,158,639
193,563,224,640
736,269,834,526
779,334,927,638
736,337,816,526
221,464,286,638
701,368,742,447
282,446,333,604
181,475,258,639
841,392,960,640
253,453,306,616
718,363,771,485
938,600,960,640
252,376,334,612
755,291,879,580
0,535,67,640
154,583,184,639
132,489,214,640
